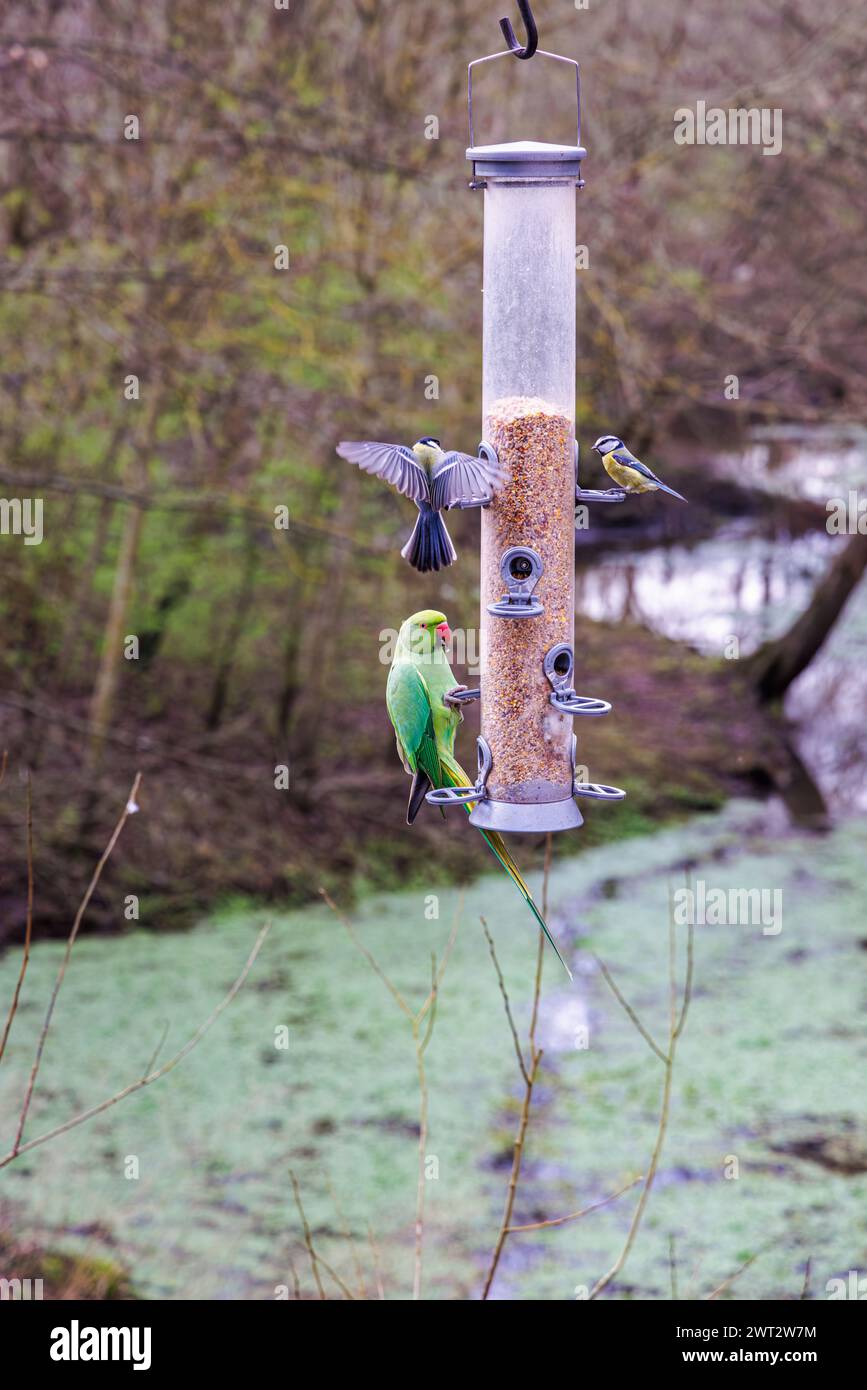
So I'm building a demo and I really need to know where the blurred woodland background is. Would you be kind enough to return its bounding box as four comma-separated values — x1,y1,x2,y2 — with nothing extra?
0,0,865,930
1,0,866,1306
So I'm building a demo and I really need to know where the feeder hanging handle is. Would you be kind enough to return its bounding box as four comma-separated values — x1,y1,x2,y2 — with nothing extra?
466,24,583,164
500,1,539,60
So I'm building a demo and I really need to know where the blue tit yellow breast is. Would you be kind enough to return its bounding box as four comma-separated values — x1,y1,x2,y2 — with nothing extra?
603,452,657,493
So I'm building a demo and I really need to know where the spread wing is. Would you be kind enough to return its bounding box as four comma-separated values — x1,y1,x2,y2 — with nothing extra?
337,441,429,503
612,449,658,482
430,450,507,511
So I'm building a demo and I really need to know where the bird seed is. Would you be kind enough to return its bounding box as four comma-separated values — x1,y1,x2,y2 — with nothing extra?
481,396,575,804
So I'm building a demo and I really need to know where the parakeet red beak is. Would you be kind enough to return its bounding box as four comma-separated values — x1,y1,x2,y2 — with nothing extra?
436,621,451,644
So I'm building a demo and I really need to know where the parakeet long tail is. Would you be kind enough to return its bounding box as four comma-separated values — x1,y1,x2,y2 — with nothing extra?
438,749,572,980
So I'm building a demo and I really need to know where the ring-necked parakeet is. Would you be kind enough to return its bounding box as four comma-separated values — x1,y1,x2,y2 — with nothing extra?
386,608,571,977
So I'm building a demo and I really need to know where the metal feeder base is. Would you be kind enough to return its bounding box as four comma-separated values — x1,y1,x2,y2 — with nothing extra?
469,796,584,834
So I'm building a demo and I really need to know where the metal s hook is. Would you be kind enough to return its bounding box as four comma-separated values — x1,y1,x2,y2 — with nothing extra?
499,1,538,59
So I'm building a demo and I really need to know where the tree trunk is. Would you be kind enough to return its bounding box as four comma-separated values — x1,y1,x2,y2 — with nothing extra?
205,523,259,731
58,496,115,681
748,530,867,703
86,500,145,770
286,472,360,792
86,399,159,769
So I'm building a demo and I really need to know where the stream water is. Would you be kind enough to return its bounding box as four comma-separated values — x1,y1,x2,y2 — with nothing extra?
575,428,867,813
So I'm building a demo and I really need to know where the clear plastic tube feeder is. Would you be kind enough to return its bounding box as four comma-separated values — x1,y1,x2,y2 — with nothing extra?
463,42,625,834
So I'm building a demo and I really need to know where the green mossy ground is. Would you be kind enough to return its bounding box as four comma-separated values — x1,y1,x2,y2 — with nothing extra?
1,801,863,1300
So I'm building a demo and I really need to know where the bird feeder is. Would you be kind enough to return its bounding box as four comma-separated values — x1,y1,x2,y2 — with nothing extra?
432,18,625,833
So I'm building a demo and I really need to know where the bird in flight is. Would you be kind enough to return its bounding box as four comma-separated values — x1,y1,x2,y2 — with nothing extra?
336,436,506,571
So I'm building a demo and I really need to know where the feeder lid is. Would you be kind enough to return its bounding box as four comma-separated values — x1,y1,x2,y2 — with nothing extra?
466,140,586,180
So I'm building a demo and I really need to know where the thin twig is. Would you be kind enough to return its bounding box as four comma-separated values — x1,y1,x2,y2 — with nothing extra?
11,773,142,1155
541,831,554,920
322,885,460,1301
481,836,552,1300
418,998,437,1056
0,772,34,1066
672,876,695,1041
314,1251,357,1300
290,1168,326,1300
706,1251,761,1301
141,1020,170,1082
328,1178,367,1299
319,886,411,1020
415,901,461,1028
529,835,552,1046
590,1057,675,1297
669,899,678,1035
800,1256,812,1301
418,954,439,1057
0,921,272,1169
594,955,667,1064
482,1049,542,1299
505,1175,642,1233
674,913,695,1040
412,954,437,1302
528,924,545,1054
675,923,694,1040
409,913,460,1302
589,906,694,1299
480,918,529,1086
368,1224,386,1300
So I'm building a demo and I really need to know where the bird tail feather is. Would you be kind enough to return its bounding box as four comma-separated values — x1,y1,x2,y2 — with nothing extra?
406,768,432,825
439,750,572,979
655,480,687,503
401,508,457,572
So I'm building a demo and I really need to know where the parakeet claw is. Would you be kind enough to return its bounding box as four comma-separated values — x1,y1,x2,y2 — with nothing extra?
444,685,480,716
444,684,467,719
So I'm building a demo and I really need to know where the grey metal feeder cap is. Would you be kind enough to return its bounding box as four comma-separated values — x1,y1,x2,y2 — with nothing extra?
466,140,587,181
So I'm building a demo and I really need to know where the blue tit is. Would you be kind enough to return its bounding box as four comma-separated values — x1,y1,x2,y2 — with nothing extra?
337,436,506,572
592,435,687,503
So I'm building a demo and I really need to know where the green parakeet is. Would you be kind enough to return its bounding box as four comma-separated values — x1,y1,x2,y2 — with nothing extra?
386,608,571,978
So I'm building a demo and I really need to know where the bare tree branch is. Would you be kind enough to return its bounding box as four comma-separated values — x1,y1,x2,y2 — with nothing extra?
0,921,272,1171
0,770,33,1065
10,772,143,1155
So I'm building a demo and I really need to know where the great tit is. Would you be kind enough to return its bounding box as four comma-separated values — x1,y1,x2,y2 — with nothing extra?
337,436,506,572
